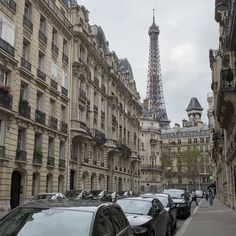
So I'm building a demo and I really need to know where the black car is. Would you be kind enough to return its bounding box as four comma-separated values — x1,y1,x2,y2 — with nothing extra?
163,189,191,219
90,190,112,202
0,200,134,236
116,197,170,236
141,193,177,235
64,190,94,200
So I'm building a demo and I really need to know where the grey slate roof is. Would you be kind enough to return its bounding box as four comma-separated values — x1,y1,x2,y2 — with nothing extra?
119,58,134,81
186,97,203,112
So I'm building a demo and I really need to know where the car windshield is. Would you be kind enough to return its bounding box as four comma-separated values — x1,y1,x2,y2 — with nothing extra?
163,190,184,199
156,195,168,207
32,194,54,200
117,199,152,215
0,207,93,236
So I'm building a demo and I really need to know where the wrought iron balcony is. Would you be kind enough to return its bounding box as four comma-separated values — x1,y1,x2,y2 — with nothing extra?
62,52,68,64
59,159,65,168
92,129,107,144
1,0,16,12
47,156,55,167
21,57,31,72
61,87,68,97
35,109,46,125
51,42,58,55
0,145,6,158
38,30,47,45
16,149,27,162
37,69,46,81
79,88,86,101
19,100,31,119
33,148,43,165
23,15,33,32
0,37,15,57
0,89,12,109
60,121,68,134
49,116,58,130
116,143,131,157
221,69,236,90
50,79,58,90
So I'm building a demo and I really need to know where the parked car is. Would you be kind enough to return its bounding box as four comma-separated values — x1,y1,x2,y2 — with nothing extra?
64,190,94,200
0,200,134,236
140,193,177,235
32,192,67,201
90,190,112,202
195,190,203,198
163,189,191,219
116,196,170,236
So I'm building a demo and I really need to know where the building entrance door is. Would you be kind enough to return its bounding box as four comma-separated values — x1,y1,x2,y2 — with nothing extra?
10,171,21,209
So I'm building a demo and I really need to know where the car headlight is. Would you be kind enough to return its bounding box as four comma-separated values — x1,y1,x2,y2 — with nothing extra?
178,203,187,207
133,226,149,234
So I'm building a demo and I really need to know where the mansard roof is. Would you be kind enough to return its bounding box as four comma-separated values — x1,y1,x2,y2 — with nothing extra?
119,58,134,81
186,97,203,112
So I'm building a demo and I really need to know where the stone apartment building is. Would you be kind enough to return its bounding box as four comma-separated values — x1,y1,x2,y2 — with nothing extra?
0,0,141,212
160,98,212,191
209,0,236,209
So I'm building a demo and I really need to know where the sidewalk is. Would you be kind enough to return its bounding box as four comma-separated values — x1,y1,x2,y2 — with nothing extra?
176,198,236,236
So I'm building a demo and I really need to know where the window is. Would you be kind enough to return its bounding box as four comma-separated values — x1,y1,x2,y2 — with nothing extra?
62,70,68,89
38,51,45,71
52,28,57,45
50,99,56,116
188,138,191,144
178,139,181,144
200,138,204,143
194,138,198,144
17,127,26,150
22,39,30,61
48,137,54,157
20,82,28,101
51,62,57,81
59,141,65,159
61,105,66,122
32,172,40,196
34,132,42,149
0,13,15,46
63,39,68,55
39,14,46,33
24,1,32,20
46,174,53,192
80,45,86,62
0,68,8,86
36,91,44,111
0,120,5,145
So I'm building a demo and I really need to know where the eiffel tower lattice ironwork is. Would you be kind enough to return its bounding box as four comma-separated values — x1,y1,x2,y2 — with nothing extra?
146,9,170,129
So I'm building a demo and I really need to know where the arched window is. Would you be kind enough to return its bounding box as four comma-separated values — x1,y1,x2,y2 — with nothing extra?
46,174,53,192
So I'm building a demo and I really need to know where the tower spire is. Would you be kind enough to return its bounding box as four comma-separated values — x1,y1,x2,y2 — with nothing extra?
145,10,170,129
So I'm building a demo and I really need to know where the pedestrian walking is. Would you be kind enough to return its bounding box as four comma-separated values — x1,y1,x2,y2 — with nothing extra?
209,189,214,206
190,190,198,207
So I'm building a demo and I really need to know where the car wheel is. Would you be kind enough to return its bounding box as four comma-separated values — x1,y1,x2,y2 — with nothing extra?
166,223,171,236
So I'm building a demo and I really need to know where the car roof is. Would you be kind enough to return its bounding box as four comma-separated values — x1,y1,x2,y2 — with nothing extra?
19,200,115,212
116,196,154,202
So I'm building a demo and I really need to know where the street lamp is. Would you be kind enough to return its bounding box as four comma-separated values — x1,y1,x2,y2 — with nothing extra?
215,1,229,13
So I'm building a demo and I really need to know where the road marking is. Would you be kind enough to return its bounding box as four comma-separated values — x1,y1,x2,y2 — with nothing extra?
175,199,203,236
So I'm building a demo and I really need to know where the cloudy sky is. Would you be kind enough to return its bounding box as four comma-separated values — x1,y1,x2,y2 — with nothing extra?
78,0,219,126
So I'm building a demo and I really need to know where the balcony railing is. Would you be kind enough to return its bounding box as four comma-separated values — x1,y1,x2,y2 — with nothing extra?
1,0,16,12
221,69,236,89
50,79,58,90
0,145,6,158
51,42,58,55
38,30,47,45
19,100,31,119
60,121,68,134
37,69,46,81
16,150,27,162
0,89,12,109
62,52,68,64
49,116,58,130
23,15,33,32
61,87,68,97
21,57,31,72
92,129,107,144
79,89,86,101
116,143,131,157
94,77,99,87
59,159,65,168
35,109,46,125
47,156,55,167
40,0,73,34
0,37,15,57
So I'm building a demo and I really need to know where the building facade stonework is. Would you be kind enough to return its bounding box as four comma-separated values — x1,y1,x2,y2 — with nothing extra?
0,1,141,212
209,0,236,209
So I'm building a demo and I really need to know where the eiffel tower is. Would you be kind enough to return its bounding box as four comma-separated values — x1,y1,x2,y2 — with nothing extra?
145,10,170,129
